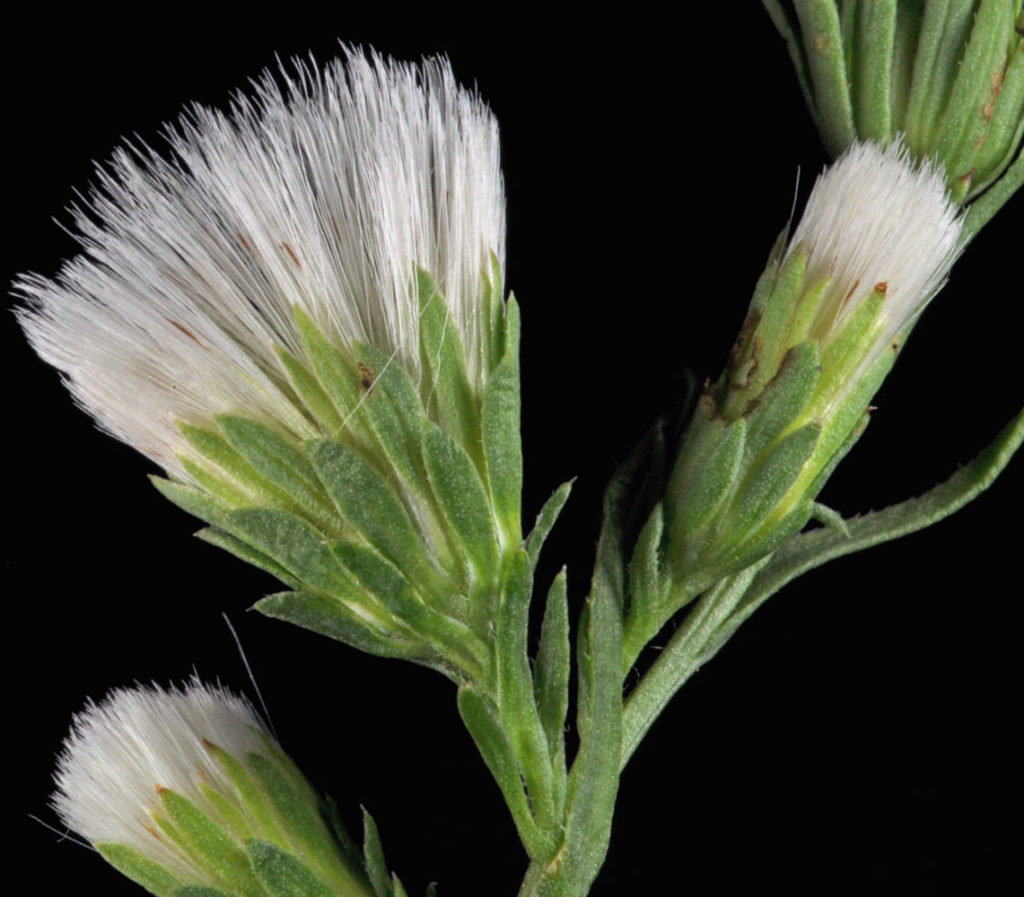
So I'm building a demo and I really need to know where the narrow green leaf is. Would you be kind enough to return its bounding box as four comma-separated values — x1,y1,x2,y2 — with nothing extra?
481,295,522,535
275,345,344,435
534,569,570,780
96,842,182,897
246,839,334,897
350,342,428,493
621,503,668,671
151,476,230,528
496,550,554,830
181,455,257,509
970,40,1024,190
218,415,336,528
560,549,624,893
157,789,261,896
306,438,434,587
254,591,426,663
669,416,747,548
224,508,348,595
794,0,857,156
421,420,499,577
416,268,478,454
247,753,331,861
734,422,822,539
525,479,574,570
456,685,553,861
174,888,235,897
852,0,897,141
725,407,1024,643
743,341,822,463
204,742,290,846
361,810,390,897
905,0,977,149
196,527,299,587
762,0,817,113
936,0,1014,183
294,306,362,422
890,0,925,127
329,540,486,674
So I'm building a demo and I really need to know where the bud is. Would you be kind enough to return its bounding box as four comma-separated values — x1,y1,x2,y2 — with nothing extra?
663,141,961,591
15,50,520,684
767,0,1023,201
53,680,372,897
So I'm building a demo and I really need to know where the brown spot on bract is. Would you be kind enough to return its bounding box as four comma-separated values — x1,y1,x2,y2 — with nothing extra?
236,232,252,253
155,784,167,794
874,282,888,296
813,35,830,52
282,241,302,267
358,362,375,391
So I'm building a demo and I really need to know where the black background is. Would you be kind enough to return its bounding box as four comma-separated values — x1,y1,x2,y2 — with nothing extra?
6,10,1021,897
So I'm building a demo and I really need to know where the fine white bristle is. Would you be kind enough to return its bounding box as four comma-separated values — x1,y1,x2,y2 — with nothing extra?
52,679,268,878
15,49,505,476
787,139,962,360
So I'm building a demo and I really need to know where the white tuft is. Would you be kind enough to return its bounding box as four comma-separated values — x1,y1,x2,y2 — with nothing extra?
787,139,962,362
15,49,505,475
52,679,269,878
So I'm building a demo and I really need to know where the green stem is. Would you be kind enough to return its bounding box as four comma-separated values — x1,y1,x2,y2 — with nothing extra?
619,561,768,769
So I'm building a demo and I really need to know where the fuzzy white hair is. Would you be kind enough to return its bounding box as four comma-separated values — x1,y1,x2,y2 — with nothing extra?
52,679,269,879
788,139,962,362
16,49,505,475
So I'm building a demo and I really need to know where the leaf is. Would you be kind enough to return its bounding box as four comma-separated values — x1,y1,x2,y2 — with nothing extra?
329,539,486,674
224,507,349,595
246,753,334,864
456,685,553,861
525,479,574,570
173,888,235,897
416,268,478,454
361,809,391,897
496,550,554,830
733,422,821,541
196,527,299,588
218,415,336,527
851,0,897,141
306,438,434,587
246,840,334,897
150,476,230,528
724,407,1024,643
95,842,182,897
156,789,260,895
793,0,857,156
275,345,345,434
350,342,429,494
621,503,668,670
480,295,522,534
421,420,499,577
254,591,427,662
534,568,570,817
742,341,821,462
560,545,624,894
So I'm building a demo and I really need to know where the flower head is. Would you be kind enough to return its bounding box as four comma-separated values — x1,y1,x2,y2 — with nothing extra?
16,49,504,476
661,140,963,596
54,679,371,897
15,50,523,676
